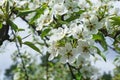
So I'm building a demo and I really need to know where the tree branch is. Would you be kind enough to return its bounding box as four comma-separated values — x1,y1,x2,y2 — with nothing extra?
46,54,49,80
12,30,29,80
67,63,76,80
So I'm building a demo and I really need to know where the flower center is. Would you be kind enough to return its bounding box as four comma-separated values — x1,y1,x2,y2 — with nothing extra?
66,50,73,59
82,46,89,53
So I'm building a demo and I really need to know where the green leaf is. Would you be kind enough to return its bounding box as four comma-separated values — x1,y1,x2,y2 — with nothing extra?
56,38,66,47
17,36,22,47
8,20,18,32
76,73,82,80
114,57,119,62
93,32,108,51
17,10,36,16
30,4,47,24
113,41,120,54
116,34,120,42
65,9,85,22
113,35,120,53
18,28,25,32
5,0,9,13
86,0,92,6
93,46,106,61
0,22,2,29
23,41,41,53
110,16,120,26
41,28,51,38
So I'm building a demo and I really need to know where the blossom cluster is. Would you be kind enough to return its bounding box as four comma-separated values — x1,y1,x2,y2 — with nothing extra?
13,0,120,79
1,0,120,79
34,1,118,63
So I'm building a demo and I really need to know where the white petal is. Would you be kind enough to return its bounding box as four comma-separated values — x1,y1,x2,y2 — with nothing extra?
48,54,54,61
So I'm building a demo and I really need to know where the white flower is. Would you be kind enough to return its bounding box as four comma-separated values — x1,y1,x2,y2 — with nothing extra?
54,0,64,4
109,7,119,15
80,66,91,79
53,3,68,16
68,23,91,39
63,14,70,20
15,0,28,7
48,0,55,7
47,0,65,8
49,25,68,42
80,65,99,79
64,0,79,13
48,41,60,61
76,55,89,67
105,18,113,34
13,72,20,80
0,0,6,6
78,0,90,9
108,1,120,15
59,43,78,64
28,1,40,9
77,39,95,58
83,14,103,34
36,9,53,30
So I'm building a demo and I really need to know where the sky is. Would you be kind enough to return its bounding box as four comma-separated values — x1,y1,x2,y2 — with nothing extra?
0,0,120,80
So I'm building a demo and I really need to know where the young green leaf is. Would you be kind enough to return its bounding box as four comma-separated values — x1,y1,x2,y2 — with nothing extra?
30,4,47,24
93,32,108,51
41,28,51,39
110,16,120,26
93,46,106,61
5,0,9,13
65,9,85,22
114,57,119,62
17,10,36,17
113,41,120,54
0,22,2,29
76,73,82,80
8,20,18,32
17,36,22,47
23,41,41,53
86,0,92,6
115,34,120,43
18,28,25,32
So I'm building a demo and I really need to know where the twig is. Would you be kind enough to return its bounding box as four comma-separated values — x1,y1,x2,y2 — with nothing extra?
67,63,76,80
22,34,31,40
107,44,118,53
12,30,29,80
46,54,49,80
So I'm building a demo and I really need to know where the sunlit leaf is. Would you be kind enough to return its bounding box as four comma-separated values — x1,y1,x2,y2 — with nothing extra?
8,20,18,32
0,22,2,29
5,0,9,13
17,36,22,47
110,16,120,26
113,41,120,54
116,34,120,42
114,57,119,62
86,0,92,6
41,28,51,39
76,73,82,80
18,28,25,32
30,4,47,24
17,10,36,16
93,32,108,51
23,41,41,53
93,46,106,61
